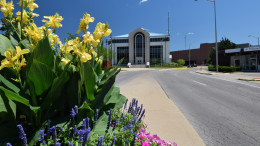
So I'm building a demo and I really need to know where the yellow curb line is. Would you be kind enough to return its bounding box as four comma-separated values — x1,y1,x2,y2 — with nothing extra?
160,66,207,71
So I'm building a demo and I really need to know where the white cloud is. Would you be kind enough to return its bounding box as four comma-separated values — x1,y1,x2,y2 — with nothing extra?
139,0,148,4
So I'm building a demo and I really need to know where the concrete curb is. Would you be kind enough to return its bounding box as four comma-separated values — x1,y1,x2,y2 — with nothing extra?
238,78,260,81
195,70,212,75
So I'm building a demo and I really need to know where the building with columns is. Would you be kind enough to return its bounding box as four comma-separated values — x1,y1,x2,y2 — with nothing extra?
107,28,170,66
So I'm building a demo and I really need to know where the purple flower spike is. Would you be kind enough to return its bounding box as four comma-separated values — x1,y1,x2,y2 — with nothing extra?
70,108,76,118
139,109,145,122
82,128,92,146
106,109,113,133
6,143,12,146
50,126,57,146
17,125,27,146
82,119,86,130
131,133,137,146
112,119,118,131
67,141,73,146
56,142,61,146
73,125,78,138
74,105,78,114
124,99,128,110
86,118,90,129
38,129,46,145
94,109,99,125
110,136,117,146
97,136,104,146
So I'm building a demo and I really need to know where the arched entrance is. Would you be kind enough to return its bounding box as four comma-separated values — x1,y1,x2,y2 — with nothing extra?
134,33,145,64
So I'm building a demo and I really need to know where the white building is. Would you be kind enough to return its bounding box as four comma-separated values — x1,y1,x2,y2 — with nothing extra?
107,28,170,66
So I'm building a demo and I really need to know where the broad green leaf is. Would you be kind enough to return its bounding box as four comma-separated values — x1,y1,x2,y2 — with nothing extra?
20,39,32,52
93,112,108,135
28,59,56,96
40,67,70,112
83,62,95,101
0,86,40,112
92,76,115,110
10,35,18,47
0,93,16,118
0,34,14,56
27,37,54,72
66,73,80,109
0,74,20,93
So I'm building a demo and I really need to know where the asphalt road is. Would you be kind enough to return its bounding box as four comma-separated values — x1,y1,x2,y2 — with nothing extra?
116,68,260,146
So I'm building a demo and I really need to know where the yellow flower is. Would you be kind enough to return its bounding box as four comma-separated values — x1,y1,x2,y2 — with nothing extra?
61,57,70,65
89,47,97,57
82,31,95,45
80,52,92,62
76,13,94,34
95,58,102,64
0,0,14,17
93,22,112,40
42,13,63,30
23,23,44,45
16,10,28,25
0,46,30,72
19,0,38,11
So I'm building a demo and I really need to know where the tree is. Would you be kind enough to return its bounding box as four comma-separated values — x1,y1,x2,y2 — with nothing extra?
177,59,185,66
218,37,237,51
207,47,215,64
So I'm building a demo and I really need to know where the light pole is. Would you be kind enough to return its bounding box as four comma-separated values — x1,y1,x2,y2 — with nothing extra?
248,35,260,46
195,0,218,72
185,32,194,66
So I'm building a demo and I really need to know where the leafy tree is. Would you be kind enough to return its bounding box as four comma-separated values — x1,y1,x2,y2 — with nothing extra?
207,47,215,64
218,37,237,51
177,59,185,66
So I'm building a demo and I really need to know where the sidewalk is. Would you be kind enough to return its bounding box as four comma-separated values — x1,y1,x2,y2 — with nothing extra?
196,70,260,82
120,72,205,146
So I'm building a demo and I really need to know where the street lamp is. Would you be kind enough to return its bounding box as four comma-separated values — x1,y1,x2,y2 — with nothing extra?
195,0,218,72
185,32,194,66
248,35,260,46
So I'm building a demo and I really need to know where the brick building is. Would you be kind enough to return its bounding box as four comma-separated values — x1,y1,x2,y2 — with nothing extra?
170,43,215,65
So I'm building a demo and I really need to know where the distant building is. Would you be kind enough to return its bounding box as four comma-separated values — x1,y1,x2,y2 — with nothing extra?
171,42,260,71
170,43,215,65
106,28,170,66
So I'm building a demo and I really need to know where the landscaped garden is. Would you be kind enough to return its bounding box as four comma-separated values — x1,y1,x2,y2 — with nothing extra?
0,0,177,145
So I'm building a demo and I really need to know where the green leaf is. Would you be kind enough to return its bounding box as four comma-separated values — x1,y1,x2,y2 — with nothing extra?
93,112,108,135
0,34,14,56
83,62,95,101
27,59,56,96
105,87,127,109
27,37,54,72
20,39,32,52
40,66,70,112
0,92,16,119
0,86,40,112
10,34,18,47
0,74,20,93
92,76,115,110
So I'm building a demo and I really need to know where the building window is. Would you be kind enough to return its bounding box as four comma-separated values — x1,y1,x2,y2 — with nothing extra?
150,46,163,65
112,39,129,43
135,33,145,57
117,47,129,64
150,37,169,42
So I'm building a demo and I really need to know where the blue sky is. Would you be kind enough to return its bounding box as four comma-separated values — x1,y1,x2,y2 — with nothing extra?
1,0,260,51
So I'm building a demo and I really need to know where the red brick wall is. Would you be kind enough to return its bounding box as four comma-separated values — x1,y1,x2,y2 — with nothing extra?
170,43,215,65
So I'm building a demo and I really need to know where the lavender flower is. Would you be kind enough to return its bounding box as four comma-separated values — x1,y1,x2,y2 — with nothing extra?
131,133,137,146
138,104,143,116
106,109,113,133
123,99,128,110
74,105,78,114
86,118,89,129
67,141,73,146
97,136,104,146
6,143,12,146
47,120,51,138
110,136,117,146
112,119,118,131
119,113,125,123
73,125,78,138
17,125,27,146
94,109,99,125
38,129,46,145
50,126,57,146
70,108,76,118
78,129,85,141
82,128,92,146
82,119,86,130
138,109,145,122
56,142,61,146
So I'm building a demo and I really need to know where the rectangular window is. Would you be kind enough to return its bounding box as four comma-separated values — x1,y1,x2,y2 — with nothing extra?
150,46,163,65
112,39,129,43
117,47,129,64
150,37,169,42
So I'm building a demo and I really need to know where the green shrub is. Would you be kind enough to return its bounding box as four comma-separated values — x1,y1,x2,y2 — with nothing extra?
208,65,216,71
177,59,185,66
208,65,241,72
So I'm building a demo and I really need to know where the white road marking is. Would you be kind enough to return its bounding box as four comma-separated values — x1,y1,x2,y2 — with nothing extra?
192,80,207,86
189,71,260,89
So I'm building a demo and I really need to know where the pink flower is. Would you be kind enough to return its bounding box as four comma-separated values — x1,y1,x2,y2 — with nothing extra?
141,141,150,146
